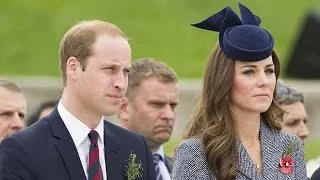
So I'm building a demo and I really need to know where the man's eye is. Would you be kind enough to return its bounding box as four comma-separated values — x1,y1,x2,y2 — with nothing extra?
104,67,114,71
123,69,130,76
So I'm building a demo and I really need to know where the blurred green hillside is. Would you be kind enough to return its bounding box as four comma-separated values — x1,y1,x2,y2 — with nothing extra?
1,0,319,78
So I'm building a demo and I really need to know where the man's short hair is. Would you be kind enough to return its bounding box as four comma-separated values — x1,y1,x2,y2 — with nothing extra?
59,20,127,85
0,77,23,93
275,80,304,105
126,58,178,100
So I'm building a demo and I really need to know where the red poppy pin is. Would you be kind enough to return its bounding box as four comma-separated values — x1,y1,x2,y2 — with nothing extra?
279,140,296,174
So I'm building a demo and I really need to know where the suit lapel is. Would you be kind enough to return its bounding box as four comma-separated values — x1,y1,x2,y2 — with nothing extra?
55,143,87,180
49,108,86,180
104,121,122,180
164,156,173,174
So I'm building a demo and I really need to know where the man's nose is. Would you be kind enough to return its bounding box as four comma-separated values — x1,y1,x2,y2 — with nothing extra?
161,105,175,120
299,123,310,141
10,113,24,132
114,72,127,90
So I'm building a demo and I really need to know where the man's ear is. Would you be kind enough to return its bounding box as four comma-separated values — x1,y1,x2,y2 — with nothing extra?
118,97,130,121
66,57,81,81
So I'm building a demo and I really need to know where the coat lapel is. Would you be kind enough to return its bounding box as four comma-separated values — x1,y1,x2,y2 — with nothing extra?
104,121,122,180
260,123,294,180
237,122,296,179
237,138,260,179
49,109,86,180
260,123,280,178
237,122,278,179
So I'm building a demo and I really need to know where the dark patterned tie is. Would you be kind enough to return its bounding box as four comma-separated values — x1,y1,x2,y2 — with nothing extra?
88,130,103,180
153,154,163,180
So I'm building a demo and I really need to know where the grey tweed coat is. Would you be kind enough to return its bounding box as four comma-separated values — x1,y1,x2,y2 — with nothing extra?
172,123,307,180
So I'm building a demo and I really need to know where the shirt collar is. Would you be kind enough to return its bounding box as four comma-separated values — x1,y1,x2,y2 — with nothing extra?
57,100,104,148
153,145,165,160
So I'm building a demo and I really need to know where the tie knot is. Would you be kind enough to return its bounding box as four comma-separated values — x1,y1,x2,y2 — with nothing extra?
88,130,99,144
153,154,162,164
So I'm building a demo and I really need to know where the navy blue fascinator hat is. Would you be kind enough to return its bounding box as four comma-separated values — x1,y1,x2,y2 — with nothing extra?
192,3,274,61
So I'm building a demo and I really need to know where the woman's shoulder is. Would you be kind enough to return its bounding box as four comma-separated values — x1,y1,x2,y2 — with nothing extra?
173,137,213,179
261,124,304,157
268,129,305,162
262,123,301,146
179,137,202,146
276,130,301,145
176,137,204,153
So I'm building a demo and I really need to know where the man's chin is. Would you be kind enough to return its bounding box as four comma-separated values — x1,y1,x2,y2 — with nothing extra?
156,134,171,143
102,107,119,116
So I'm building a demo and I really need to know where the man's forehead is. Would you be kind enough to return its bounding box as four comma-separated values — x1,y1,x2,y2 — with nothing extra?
0,89,26,110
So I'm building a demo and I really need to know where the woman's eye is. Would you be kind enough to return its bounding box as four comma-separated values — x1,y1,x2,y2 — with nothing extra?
265,68,274,74
243,70,254,75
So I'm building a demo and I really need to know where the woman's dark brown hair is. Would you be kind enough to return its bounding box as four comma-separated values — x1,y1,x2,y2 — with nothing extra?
185,45,284,179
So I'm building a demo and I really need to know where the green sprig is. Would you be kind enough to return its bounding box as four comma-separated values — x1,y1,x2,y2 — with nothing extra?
125,151,143,180
283,140,297,156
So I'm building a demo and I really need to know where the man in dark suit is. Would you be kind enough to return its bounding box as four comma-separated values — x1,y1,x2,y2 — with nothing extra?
0,20,155,180
118,58,179,179
311,166,320,180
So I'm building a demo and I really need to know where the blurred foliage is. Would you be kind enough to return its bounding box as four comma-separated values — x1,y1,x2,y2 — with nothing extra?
305,139,320,161
0,0,319,78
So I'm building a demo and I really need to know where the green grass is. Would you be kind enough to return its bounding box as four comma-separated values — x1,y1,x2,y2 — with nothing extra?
305,139,320,161
1,0,320,78
164,138,320,161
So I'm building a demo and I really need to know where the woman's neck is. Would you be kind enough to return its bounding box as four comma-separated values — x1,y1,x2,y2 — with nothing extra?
231,107,263,173
232,109,261,147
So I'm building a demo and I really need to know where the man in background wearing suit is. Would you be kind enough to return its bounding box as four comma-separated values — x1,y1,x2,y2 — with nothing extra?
118,58,179,180
0,78,26,142
0,20,155,180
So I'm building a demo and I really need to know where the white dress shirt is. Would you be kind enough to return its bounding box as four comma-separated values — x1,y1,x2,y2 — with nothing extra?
153,146,171,180
58,101,107,180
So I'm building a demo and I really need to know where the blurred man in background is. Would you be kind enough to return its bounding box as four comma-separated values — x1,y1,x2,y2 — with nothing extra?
275,80,309,145
118,58,179,179
27,99,58,126
275,80,316,177
0,77,26,142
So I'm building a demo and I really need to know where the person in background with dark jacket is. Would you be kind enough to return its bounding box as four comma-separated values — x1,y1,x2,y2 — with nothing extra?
311,166,320,180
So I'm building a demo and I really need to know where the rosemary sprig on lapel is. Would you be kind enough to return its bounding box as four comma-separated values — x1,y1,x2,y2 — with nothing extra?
279,139,297,174
125,151,143,180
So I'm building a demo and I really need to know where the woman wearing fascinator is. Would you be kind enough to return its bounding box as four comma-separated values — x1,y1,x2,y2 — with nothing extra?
172,3,307,180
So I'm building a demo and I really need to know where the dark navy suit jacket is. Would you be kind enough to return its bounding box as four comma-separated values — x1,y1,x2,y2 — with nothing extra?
0,108,155,180
311,167,320,180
